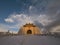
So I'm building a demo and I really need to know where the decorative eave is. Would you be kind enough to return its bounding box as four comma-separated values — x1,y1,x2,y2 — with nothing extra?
23,23,36,27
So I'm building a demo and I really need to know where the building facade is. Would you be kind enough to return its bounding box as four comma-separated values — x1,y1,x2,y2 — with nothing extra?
18,23,42,35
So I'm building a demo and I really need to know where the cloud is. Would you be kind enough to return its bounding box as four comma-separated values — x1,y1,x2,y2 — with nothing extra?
4,0,60,33
38,15,55,26
4,14,35,32
5,13,54,27
0,23,18,34
5,14,34,24
0,24,8,32
30,14,55,26
5,18,14,23
29,6,33,10
4,13,55,33
50,25,60,32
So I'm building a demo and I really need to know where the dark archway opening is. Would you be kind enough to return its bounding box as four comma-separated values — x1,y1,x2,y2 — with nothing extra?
27,30,32,34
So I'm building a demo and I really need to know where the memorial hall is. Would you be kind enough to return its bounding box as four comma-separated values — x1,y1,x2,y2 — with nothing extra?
18,23,42,35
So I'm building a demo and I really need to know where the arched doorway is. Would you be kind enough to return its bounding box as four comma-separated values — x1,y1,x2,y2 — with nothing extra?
27,30,32,34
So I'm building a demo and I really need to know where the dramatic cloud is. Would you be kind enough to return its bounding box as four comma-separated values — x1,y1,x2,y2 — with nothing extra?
5,14,34,23
4,13,56,32
3,0,60,33
4,14,34,32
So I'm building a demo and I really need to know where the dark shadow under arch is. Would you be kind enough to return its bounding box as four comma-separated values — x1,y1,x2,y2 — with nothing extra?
27,30,32,34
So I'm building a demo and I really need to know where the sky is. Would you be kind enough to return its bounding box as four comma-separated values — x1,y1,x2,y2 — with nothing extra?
0,0,60,33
